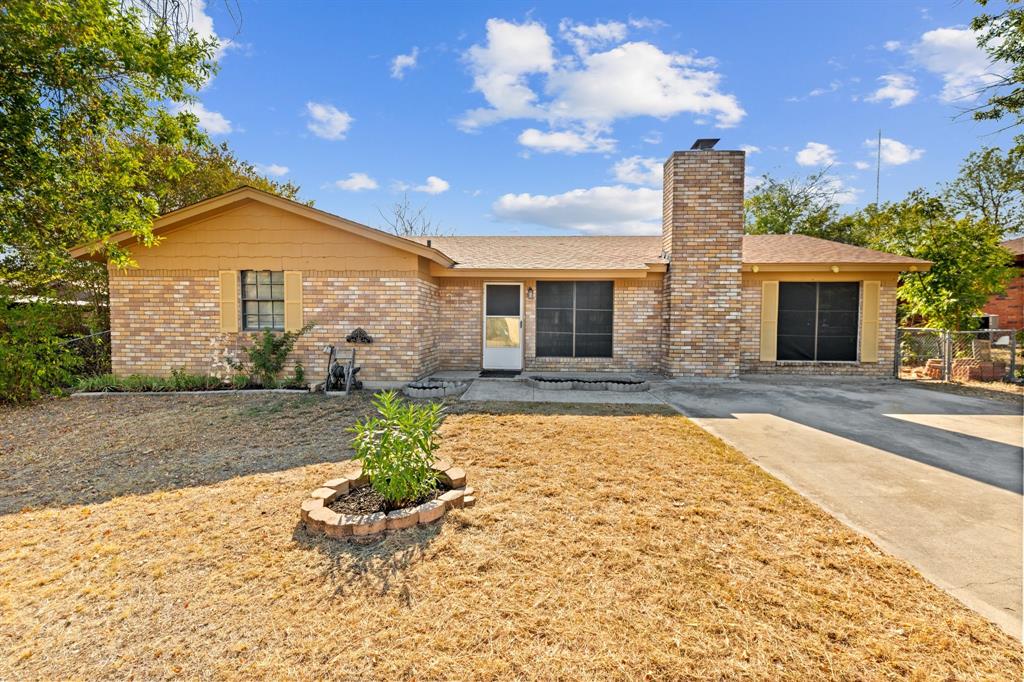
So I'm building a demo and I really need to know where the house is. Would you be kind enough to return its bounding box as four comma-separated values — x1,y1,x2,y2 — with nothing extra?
71,144,931,384
982,237,1023,331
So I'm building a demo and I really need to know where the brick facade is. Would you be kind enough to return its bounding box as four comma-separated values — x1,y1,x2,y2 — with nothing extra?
739,278,898,377
109,269,439,382
435,277,663,373
661,150,745,377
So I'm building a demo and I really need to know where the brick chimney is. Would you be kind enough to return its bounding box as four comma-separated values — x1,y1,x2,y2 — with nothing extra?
661,144,745,377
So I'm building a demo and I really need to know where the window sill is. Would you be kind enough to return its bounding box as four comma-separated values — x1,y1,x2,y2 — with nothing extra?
775,360,860,365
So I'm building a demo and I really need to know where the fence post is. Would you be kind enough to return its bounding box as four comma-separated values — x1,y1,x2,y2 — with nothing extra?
943,330,952,383
894,327,902,379
1010,332,1017,382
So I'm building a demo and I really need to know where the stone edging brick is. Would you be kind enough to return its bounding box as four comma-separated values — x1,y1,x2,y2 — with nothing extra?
300,460,476,540
524,376,650,393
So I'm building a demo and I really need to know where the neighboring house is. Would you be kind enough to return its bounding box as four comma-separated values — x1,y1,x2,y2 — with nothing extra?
982,237,1024,331
71,145,930,383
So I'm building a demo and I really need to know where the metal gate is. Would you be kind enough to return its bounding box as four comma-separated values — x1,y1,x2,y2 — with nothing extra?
896,327,1020,383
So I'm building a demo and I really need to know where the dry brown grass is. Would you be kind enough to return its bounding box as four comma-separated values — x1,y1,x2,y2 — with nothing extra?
0,394,1020,680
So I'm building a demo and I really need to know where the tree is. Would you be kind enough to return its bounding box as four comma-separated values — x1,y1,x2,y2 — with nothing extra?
377,194,449,237
865,192,1015,329
0,0,216,278
971,0,1023,128
944,141,1024,237
138,140,305,214
744,169,868,245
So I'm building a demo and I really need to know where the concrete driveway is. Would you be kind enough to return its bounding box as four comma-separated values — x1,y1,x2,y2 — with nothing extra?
653,378,1023,638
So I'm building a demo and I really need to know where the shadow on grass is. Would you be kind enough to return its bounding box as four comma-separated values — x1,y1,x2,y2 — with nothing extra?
447,399,676,418
0,392,377,516
291,519,445,603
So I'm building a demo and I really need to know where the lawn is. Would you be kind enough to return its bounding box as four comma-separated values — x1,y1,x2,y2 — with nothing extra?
0,394,1020,680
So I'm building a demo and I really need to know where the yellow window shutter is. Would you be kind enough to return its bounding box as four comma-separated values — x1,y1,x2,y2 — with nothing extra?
861,281,881,363
218,271,239,333
760,280,779,362
284,271,303,332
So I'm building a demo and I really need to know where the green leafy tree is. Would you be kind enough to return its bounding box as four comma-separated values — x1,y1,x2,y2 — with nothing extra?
0,298,83,403
744,170,869,245
943,141,1024,237
865,192,1015,329
0,0,216,280
139,140,306,214
971,0,1023,128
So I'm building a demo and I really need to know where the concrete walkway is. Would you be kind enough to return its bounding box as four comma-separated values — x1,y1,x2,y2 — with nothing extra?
652,378,1023,638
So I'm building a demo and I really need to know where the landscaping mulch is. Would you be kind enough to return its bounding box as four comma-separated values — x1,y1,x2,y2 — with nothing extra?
0,393,1020,680
327,481,442,515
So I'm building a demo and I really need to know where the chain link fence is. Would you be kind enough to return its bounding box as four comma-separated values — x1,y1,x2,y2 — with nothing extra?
897,327,1020,383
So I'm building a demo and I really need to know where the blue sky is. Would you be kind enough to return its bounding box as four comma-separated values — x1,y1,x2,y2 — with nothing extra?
187,0,1017,236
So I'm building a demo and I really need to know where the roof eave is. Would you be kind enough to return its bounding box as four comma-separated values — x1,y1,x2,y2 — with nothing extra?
743,261,932,273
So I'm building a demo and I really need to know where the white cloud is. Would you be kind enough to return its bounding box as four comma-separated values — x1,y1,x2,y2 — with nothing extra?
795,142,837,167
391,47,419,79
883,40,902,52
493,185,661,234
305,102,353,140
257,163,289,177
642,130,662,145
865,137,924,166
459,19,555,130
612,156,661,187
822,176,860,205
175,101,232,134
558,19,628,56
459,18,744,133
739,144,761,154
628,17,668,31
911,27,1000,102
518,127,615,154
866,74,918,107
414,176,450,194
854,160,871,170
335,172,378,191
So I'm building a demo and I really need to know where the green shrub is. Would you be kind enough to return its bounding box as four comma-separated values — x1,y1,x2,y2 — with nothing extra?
229,323,315,387
230,373,250,390
348,391,443,509
0,301,82,403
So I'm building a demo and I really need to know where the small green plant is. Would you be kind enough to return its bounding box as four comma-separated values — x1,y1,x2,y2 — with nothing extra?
229,322,315,387
77,372,225,393
348,390,443,509
230,373,250,390
291,361,305,387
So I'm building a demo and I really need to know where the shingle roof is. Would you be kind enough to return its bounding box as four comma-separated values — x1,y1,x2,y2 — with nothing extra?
414,234,929,270
411,236,666,270
741,234,931,266
1001,236,1023,257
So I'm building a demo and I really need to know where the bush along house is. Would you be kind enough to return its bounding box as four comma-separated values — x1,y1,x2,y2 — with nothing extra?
71,141,931,385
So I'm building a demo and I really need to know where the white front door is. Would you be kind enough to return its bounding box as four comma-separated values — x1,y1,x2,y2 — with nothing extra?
482,283,523,370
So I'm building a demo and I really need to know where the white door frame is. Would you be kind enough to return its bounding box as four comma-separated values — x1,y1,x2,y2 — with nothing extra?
482,282,524,371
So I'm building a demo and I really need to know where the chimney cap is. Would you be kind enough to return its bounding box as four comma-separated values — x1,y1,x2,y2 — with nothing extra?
690,138,720,150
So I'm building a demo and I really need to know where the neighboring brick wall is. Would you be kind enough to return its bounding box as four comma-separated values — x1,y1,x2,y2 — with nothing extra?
738,279,898,377
109,269,439,382
661,150,745,377
983,269,1023,331
435,277,664,373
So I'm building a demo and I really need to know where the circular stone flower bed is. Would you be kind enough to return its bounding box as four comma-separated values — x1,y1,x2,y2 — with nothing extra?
525,376,650,392
300,459,475,540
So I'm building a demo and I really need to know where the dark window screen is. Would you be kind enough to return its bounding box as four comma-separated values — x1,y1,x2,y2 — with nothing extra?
486,284,520,316
536,281,613,357
241,270,284,331
777,282,859,361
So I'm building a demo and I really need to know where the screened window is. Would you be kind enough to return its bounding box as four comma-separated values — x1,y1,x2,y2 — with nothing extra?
241,270,284,331
777,282,859,361
536,281,613,358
